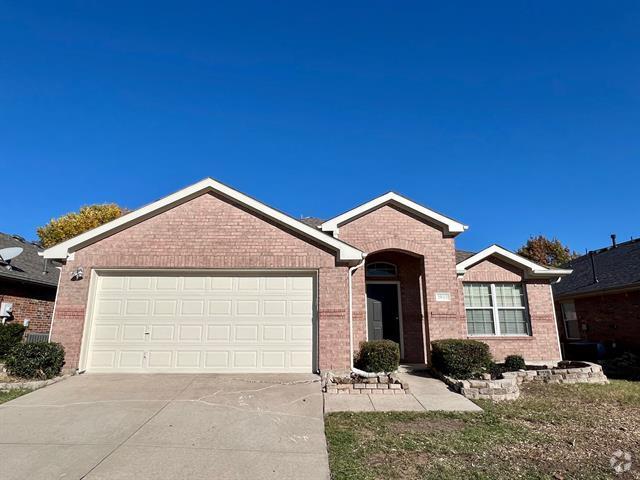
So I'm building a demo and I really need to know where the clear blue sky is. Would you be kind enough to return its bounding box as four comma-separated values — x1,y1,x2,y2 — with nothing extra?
1,2,638,254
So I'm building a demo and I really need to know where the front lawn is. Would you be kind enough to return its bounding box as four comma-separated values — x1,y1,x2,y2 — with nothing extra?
0,389,29,404
325,380,640,479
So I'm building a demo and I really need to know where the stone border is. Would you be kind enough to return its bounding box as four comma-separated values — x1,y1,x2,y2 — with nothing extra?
322,373,409,395
436,362,608,402
0,374,72,392
507,362,608,386
439,372,519,401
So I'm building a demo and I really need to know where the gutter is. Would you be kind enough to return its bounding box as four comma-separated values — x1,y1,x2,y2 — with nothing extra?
347,255,366,370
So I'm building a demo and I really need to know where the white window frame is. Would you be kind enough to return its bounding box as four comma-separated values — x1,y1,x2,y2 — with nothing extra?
560,301,580,340
464,282,531,337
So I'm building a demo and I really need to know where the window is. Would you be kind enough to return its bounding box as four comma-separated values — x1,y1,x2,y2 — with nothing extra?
366,262,397,277
463,283,530,336
560,301,580,339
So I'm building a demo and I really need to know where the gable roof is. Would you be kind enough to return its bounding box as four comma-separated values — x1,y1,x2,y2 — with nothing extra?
320,192,468,236
0,233,59,287
456,244,573,279
553,238,640,298
42,178,364,262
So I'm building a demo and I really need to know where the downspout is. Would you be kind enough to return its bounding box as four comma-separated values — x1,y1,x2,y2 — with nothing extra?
45,255,64,343
348,255,366,371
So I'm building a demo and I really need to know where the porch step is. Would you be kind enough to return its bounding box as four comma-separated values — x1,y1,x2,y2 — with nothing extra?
398,364,429,373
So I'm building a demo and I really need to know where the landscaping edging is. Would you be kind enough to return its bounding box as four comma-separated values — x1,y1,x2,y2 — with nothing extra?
322,372,409,395
507,362,608,386
0,374,72,392
437,361,608,402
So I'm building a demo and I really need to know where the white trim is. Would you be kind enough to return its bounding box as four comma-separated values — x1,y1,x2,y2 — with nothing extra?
456,244,573,279
418,273,428,362
47,265,63,343
41,178,364,262
551,285,565,361
348,258,366,370
320,192,467,236
366,280,405,358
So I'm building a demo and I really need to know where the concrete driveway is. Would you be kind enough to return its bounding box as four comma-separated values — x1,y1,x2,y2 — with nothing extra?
0,374,329,480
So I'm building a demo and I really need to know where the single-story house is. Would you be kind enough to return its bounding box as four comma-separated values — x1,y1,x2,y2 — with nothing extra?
553,236,640,357
41,178,571,373
0,233,60,337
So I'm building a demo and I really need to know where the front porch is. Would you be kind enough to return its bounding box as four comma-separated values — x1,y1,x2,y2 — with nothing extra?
363,250,429,364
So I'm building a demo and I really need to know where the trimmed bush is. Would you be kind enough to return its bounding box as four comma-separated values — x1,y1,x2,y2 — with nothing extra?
431,339,492,379
354,340,400,373
0,323,26,359
504,354,526,371
5,342,65,379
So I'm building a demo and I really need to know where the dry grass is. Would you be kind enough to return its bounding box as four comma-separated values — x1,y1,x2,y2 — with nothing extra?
325,380,640,479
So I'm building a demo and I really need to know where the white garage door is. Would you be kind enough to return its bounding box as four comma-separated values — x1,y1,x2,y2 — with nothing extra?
85,273,315,373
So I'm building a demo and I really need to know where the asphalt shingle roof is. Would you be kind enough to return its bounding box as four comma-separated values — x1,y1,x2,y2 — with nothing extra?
299,217,324,228
0,233,60,288
553,238,640,298
455,249,476,264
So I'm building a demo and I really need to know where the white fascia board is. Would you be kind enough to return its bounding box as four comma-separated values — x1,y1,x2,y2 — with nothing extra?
42,178,364,262
455,244,573,278
320,192,468,236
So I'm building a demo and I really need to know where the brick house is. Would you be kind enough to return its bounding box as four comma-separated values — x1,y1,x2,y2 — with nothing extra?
41,178,571,373
0,233,59,336
553,236,640,357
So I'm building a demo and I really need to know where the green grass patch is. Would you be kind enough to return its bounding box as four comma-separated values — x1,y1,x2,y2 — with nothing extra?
0,389,30,404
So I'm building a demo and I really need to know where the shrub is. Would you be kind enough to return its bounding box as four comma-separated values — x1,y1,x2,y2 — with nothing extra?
5,343,65,379
488,361,506,379
0,323,26,359
504,354,526,371
354,340,400,373
431,339,492,379
601,352,640,381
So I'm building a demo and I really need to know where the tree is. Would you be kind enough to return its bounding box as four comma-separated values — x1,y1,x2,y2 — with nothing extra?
516,235,579,268
37,204,126,248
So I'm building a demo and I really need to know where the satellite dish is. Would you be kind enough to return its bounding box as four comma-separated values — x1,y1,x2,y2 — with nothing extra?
0,247,23,263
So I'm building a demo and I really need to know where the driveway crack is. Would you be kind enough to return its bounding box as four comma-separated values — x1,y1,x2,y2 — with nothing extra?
78,376,198,479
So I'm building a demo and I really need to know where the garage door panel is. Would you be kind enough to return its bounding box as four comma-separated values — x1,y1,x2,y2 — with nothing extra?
87,273,315,373
150,325,175,341
119,350,145,368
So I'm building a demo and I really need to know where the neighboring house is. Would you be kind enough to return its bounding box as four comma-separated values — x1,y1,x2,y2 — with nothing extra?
553,236,640,356
41,178,571,373
0,233,60,335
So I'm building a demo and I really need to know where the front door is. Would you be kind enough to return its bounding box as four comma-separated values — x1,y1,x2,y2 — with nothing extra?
366,283,401,346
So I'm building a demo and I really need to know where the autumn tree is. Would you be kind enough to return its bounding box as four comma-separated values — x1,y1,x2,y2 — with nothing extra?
37,204,126,248
516,235,579,268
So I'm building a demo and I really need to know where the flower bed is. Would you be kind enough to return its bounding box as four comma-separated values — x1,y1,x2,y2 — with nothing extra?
437,361,608,402
322,372,409,395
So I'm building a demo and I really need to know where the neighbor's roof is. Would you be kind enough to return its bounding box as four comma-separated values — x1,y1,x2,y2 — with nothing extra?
42,178,364,262
320,192,468,236
0,233,59,287
553,238,640,298
456,244,573,279
455,249,476,264
299,217,324,228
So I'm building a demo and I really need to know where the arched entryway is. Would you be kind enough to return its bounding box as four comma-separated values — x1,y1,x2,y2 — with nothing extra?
365,250,427,363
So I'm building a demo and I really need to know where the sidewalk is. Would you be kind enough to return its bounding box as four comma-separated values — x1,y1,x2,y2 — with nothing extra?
324,370,482,413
